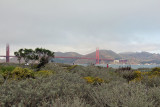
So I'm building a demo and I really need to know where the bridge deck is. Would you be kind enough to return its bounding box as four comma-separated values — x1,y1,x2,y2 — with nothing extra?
0,56,114,61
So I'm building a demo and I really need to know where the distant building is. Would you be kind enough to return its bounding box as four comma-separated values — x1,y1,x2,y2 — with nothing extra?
114,60,119,64
119,59,127,64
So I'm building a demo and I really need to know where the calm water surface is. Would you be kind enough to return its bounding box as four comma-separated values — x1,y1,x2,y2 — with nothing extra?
78,64,160,69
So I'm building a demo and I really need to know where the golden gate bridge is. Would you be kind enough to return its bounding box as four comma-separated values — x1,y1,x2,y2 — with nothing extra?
0,44,127,64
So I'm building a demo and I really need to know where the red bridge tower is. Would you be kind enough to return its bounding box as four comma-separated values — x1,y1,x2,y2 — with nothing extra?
96,48,99,64
6,44,10,63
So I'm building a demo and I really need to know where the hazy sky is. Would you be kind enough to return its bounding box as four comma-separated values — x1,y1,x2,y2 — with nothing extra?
0,0,160,55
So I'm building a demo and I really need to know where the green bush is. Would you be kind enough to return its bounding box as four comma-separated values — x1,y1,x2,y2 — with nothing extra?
67,65,78,71
0,72,92,107
89,82,157,107
119,70,136,82
1,63,160,106
41,63,67,73
11,67,34,80
141,75,160,87
0,66,16,80
83,76,105,85
152,67,160,72
0,74,4,84
35,70,54,77
0,66,16,72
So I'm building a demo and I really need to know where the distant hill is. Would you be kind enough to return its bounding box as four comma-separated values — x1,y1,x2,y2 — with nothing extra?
55,51,160,64
120,52,160,64
75,50,122,64
55,52,82,57
54,52,82,64
1,50,160,64
0,57,25,63
54,50,122,64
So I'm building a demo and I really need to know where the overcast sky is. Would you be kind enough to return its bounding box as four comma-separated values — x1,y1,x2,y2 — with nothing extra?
0,0,160,55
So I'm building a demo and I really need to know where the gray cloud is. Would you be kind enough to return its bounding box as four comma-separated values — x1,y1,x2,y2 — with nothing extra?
0,0,160,55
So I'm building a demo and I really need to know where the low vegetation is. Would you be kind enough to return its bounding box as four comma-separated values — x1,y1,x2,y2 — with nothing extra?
0,63,160,107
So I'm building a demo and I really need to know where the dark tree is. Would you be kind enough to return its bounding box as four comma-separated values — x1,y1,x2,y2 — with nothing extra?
14,48,54,70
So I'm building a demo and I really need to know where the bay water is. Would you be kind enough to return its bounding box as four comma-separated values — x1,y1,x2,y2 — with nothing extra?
78,64,160,69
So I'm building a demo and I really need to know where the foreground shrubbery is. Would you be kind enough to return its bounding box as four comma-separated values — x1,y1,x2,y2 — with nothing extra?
0,63,160,106
0,65,55,83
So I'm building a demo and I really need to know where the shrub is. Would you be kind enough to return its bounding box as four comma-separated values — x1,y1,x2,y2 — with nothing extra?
129,71,142,82
67,65,78,71
89,82,156,107
119,70,136,82
41,63,67,73
83,76,105,85
129,69,160,87
38,97,91,107
0,72,92,107
0,71,11,80
152,67,160,72
30,64,38,69
11,67,34,80
141,75,160,87
148,86,160,106
0,66,16,72
148,71,160,76
146,67,160,76
134,71,142,78
35,70,54,77
1,63,160,106
0,74,4,84
0,66,16,80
